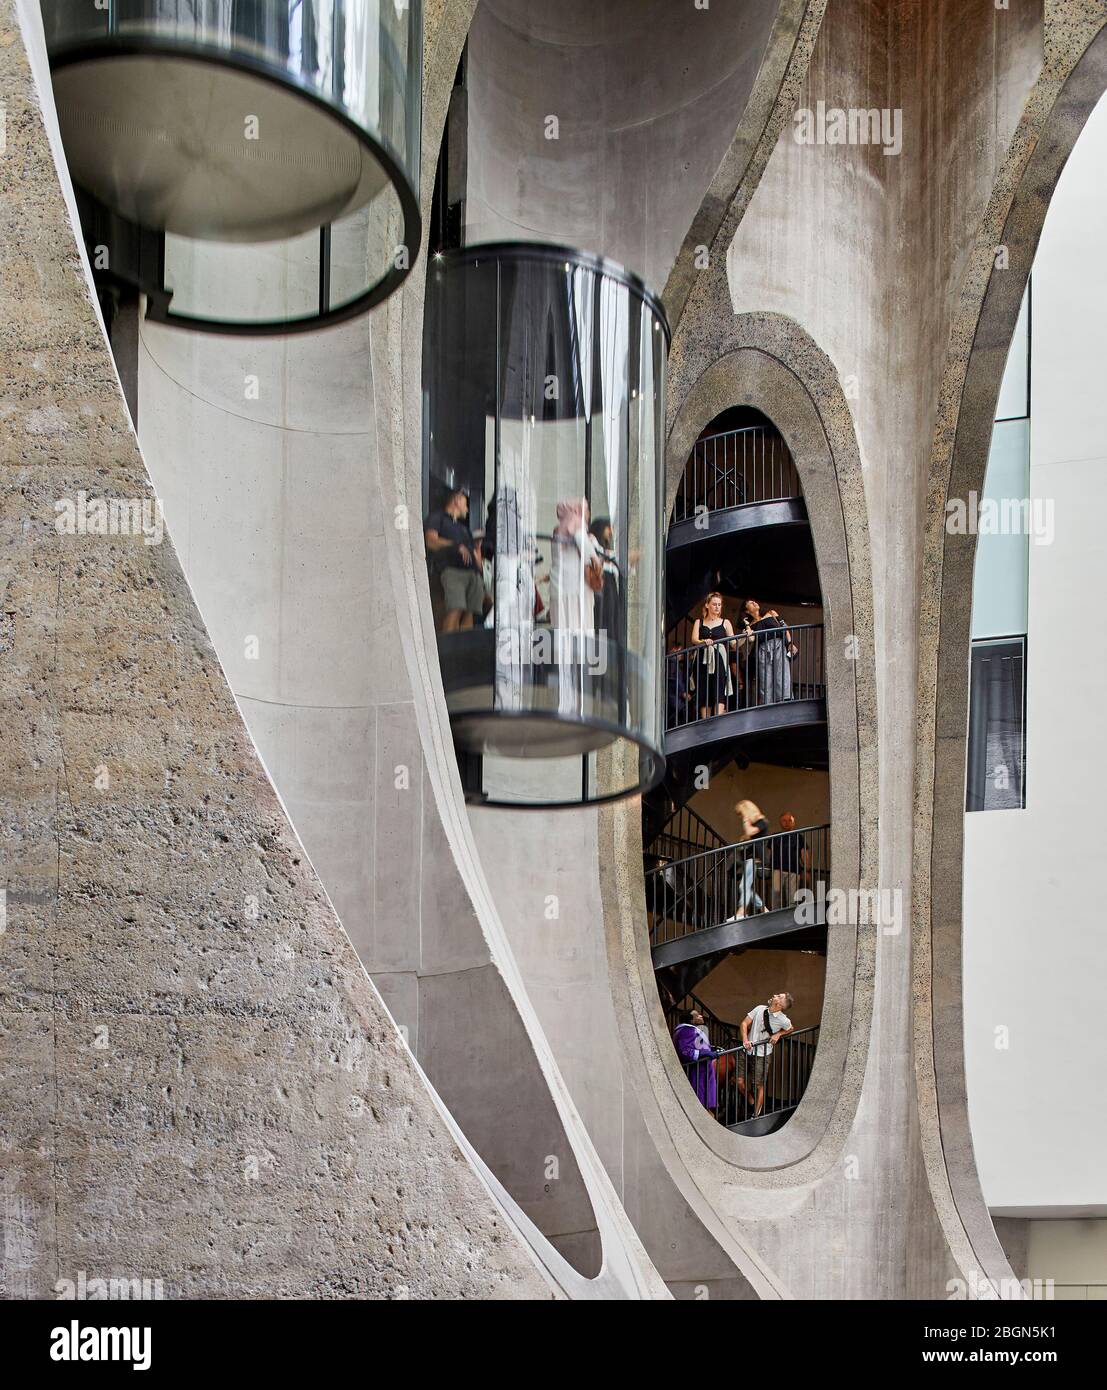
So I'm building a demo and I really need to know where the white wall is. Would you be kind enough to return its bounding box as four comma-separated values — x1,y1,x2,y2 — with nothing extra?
963,91,1107,1215
1028,1220,1107,1293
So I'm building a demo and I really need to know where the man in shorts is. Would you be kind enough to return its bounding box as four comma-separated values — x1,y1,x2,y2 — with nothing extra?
424,490,485,631
738,992,794,1117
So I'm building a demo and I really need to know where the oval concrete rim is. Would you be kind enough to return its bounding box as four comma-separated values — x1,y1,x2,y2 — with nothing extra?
604,316,879,1180
916,16,1107,1292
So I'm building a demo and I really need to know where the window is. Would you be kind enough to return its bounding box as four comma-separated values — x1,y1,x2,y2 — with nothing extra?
966,637,1026,811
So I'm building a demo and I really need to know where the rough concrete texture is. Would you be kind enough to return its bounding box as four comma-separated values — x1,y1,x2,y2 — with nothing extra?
445,0,1106,1302
135,236,606,1279
6,0,1103,1304
431,0,835,1295
917,0,1107,1292
613,0,1053,1298
618,0,1107,1300
602,319,881,1298
0,0,552,1300
125,0,677,1292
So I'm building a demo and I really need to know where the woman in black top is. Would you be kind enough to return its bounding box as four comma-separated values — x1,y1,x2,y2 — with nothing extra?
691,592,734,719
742,598,795,705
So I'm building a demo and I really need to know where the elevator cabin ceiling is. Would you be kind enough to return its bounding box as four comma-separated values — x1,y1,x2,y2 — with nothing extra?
51,55,388,241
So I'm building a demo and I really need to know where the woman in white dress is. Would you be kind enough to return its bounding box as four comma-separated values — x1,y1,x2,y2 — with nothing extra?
550,497,603,716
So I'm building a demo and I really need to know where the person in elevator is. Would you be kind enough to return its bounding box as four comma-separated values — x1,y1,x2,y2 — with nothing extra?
424,490,485,632
673,1009,718,1110
728,798,770,919
737,992,795,1118
690,591,734,719
551,498,603,630
485,484,534,710
589,516,624,636
742,599,795,704
590,515,623,698
551,498,604,717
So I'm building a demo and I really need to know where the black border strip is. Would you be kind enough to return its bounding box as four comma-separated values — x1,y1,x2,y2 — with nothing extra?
435,241,672,344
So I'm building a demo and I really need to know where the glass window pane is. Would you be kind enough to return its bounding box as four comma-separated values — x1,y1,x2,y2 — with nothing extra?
995,285,1029,421
970,418,1030,640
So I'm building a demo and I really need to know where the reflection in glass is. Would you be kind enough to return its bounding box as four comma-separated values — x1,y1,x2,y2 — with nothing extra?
966,637,1026,811
41,0,421,329
423,244,669,808
970,418,1030,641
995,285,1030,422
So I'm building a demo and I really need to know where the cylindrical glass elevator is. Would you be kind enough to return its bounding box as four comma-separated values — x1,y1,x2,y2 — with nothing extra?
423,243,668,808
41,0,421,331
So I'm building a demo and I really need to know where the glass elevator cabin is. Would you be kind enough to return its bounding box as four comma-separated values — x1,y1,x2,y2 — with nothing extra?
423,243,669,808
41,0,422,331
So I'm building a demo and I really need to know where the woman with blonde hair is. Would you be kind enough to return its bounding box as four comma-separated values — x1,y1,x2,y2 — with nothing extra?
690,591,734,719
729,798,771,920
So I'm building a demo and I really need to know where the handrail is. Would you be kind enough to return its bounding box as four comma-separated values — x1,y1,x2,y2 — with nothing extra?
667,621,825,731
646,824,831,946
676,1023,821,1125
664,992,744,1050
672,425,799,525
646,802,727,859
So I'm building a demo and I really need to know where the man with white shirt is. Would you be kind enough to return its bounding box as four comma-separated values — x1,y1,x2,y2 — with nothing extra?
737,992,794,1117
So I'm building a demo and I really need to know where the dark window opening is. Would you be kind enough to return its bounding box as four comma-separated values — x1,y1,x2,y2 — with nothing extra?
966,637,1026,811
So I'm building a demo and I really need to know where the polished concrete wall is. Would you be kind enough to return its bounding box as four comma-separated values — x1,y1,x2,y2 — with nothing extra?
464,0,784,289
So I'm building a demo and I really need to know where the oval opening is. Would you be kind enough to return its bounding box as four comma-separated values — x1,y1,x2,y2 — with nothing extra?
645,405,829,1137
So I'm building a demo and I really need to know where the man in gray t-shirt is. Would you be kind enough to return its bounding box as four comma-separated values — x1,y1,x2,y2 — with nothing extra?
738,992,794,1117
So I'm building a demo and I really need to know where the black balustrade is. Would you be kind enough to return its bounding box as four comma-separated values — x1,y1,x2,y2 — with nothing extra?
664,993,743,1050
666,622,824,731
672,426,799,525
647,804,726,861
646,824,830,946
679,1025,821,1127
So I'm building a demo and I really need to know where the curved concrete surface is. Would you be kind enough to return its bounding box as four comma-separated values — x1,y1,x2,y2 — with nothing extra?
464,0,794,291
436,0,836,1294
136,287,612,1279
119,0,684,1299
629,0,1058,1297
601,0,1063,1299
917,9,1107,1297
5,0,1098,1303
0,0,552,1300
605,329,874,1298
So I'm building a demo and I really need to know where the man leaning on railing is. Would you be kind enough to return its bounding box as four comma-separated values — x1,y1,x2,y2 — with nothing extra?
738,993,794,1118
